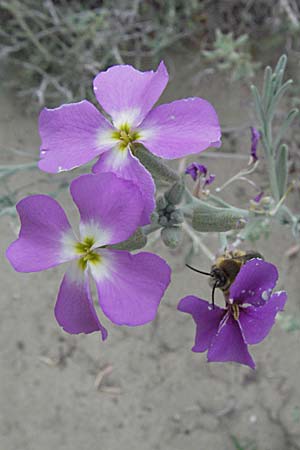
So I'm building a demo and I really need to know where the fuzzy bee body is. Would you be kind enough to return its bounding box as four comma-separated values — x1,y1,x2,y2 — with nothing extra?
210,250,264,296
186,249,264,307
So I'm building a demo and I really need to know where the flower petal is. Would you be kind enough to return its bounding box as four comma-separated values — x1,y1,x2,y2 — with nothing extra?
138,98,221,159
92,148,155,226
90,249,171,326
55,262,107,338
238,290,287,345
208,314,255,369
93,62,168,128
178,296,225,352
185,162,208,181
250,126,260,162
229,259,278,306
70,172,144,246
6,195,77,272
38,100,114,173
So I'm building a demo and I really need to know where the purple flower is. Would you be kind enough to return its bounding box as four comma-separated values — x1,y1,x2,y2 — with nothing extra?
38,62,221,224
253,191,264,203
250,126,260,162
178,259,287,369
6,173,171,339
185,162,215,197
185,162,208,181
204,173,216,187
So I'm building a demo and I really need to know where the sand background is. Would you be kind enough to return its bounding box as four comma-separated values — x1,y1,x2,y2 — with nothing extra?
1,53,300,450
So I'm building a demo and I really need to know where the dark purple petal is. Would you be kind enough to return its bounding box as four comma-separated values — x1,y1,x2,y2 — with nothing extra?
178,296,225,352
55,263,107,338
70,172,144,246
6,195,76,272
204,173,216,186
185,162,207,181
253,191,264,203
93,62,168,128
92,148,155,226
38,100,114,173
208,314,255,369
185,163,199,181
229,259,278,306
250,126,260,162
90,249,171,326
139,98,221,159
238,290,287,345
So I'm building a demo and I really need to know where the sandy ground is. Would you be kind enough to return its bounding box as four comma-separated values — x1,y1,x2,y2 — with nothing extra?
1,58,300,450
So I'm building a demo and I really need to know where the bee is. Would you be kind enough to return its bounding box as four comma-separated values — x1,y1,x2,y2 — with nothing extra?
186,249,264,308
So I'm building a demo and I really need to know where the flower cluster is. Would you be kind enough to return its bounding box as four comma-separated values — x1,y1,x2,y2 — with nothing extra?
6,61,287,369
7,62,220,339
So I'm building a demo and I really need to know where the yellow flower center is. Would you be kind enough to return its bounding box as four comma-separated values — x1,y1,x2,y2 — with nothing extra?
74,236,101,271
112,123,140,151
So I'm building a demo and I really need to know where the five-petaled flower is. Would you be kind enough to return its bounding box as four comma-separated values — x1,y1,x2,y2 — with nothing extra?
38,62,221,225
178,259,287,369
6,173,171,339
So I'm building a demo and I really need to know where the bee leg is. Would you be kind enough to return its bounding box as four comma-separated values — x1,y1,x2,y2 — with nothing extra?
211,280,218,309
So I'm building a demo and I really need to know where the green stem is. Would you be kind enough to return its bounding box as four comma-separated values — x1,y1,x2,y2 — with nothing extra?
142,223,161,235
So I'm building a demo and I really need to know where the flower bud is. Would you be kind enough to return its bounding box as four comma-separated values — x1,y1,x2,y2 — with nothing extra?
164,179,185,205
150,211,159,224
158,216,169,227
156,195,168,211
161,226,182,248
169,209,184,225
192,202,248,232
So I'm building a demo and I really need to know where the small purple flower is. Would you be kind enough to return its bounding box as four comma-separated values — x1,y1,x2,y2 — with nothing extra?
250,126,260,162
185,162,215,197
253,191,264,203
185,162,207,181
178,259,287,369
38,62,221,225
6,173,171,339
204,173,216,187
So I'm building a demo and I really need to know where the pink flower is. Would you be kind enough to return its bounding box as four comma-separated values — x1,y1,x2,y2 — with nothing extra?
6,173,171,339
178,259,287,369
38,62,221,224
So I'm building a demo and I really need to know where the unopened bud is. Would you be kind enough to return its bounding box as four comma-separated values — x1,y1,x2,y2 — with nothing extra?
158,216,169,227
156,195,168,211
169,209,184,224
164,180,185,205
161,226,182,248
192,202,248,232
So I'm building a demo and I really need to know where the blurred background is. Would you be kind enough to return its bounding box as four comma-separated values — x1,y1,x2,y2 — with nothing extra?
1,1,300,449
